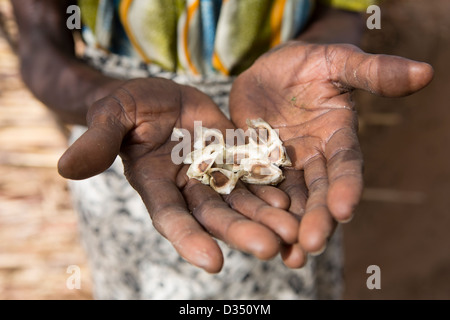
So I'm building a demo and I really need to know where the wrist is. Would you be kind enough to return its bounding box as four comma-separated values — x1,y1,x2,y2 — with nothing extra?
21,44,124,125
296,6,365,46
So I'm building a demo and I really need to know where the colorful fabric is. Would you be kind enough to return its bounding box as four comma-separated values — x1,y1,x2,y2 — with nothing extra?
79,0,314,77
79,0,375,76
79,0,374,76
319,0,377,12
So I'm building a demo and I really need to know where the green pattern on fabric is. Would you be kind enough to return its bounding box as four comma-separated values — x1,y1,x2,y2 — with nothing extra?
79,0,320,76
127,0,179,70
79,0,100,35
228,0,273,74
319,0,377,12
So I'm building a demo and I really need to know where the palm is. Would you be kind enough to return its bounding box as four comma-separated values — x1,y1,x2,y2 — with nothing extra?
231,44,358,169
230,41,434,252
58,78,302,272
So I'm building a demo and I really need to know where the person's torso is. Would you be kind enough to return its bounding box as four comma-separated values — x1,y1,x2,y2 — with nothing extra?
79,0,315,76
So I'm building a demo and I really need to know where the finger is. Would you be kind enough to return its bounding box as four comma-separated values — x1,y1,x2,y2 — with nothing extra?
277,169,309,270
58,96,134,180
325,127,364,222
280,243,307,269
223,182,299,244
246,184,290,210
183,180,280,260
278,169,308,217
128,162,224,273
328,44,434,97
300,155,336,254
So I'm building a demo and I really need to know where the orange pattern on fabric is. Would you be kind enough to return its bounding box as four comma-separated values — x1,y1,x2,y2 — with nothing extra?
183,0,201,75
119,0,151,63
270,0,286,48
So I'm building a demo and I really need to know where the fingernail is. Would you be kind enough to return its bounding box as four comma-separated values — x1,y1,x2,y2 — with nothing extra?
340,213,354,224
310,244,327,256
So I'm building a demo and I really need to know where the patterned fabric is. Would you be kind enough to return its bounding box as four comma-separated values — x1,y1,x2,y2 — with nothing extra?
69,48,344,300
319,0,377,12
79,0,376,76
79,0,314,76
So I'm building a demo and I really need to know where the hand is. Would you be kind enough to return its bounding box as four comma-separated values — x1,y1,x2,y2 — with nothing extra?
57,78,301,273
229,41,434,257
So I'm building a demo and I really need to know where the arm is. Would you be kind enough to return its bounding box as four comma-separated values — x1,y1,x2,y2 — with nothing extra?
12,0,121,125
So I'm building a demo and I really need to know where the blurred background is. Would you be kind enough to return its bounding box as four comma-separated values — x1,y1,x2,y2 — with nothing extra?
343,0,450,299
0,0,448,299
0,0,91,299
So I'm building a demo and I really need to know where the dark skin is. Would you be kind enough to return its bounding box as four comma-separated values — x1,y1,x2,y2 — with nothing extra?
12,1,433,272
229,8,433,265
60,77,302,273
13,0,301,273
230,41,433,262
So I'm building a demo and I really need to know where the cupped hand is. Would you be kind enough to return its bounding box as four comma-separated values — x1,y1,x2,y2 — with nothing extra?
230,41,434,258
57,78,302,273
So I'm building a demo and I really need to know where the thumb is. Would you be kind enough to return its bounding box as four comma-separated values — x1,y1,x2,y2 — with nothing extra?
58,96,134,180
329,44,434,97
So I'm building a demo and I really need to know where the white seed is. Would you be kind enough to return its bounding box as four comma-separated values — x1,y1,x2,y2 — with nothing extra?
224,144,268,171
193,127,225,150
267,140,292,167
183,143,224,165
240,158,285,185
209,168,244,194
246,118,280,147
177,119,291,194
185,146,222,184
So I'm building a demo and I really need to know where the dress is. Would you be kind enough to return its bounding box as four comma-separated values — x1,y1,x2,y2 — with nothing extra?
68,0,369,299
